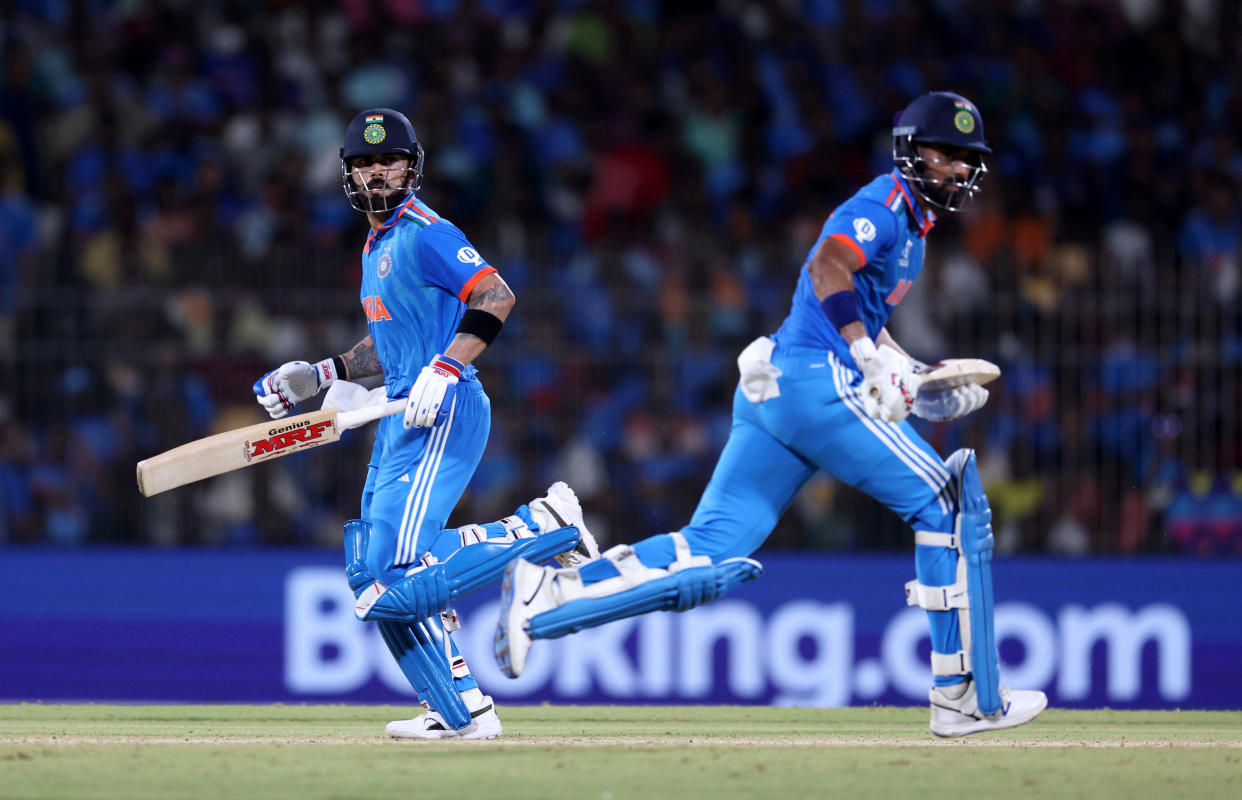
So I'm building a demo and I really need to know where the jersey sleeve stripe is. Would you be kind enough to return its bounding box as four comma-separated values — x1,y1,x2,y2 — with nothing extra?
828,233,867,268
408,203,438,224
456,266,499,302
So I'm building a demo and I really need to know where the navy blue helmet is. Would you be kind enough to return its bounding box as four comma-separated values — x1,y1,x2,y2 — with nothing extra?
340,108,425,213
892,92,990,212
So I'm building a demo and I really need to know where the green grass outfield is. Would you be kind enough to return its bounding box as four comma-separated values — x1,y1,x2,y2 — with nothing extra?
1,704,1239,800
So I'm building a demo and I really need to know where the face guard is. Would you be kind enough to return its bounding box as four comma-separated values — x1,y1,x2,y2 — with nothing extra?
340,108,425,213
892,92,992,213
892,137,988,212
341,153,424,213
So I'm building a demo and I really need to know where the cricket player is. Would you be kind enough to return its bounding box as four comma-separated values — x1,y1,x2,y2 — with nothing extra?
254,108,597,740
495,92,1047,737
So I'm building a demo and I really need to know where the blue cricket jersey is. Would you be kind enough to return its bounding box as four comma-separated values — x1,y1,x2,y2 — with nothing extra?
774,169,936,366
358,195,497,399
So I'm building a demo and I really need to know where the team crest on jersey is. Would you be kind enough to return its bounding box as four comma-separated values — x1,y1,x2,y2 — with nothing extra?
364,123,387,145
954,110,975,133
853,217,877,243
377,252,393,278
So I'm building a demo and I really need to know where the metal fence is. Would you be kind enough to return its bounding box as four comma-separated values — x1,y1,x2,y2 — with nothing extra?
4,225,1239,556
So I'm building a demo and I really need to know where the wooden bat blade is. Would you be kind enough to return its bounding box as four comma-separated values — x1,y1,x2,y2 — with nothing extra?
136,399,408,497
913,358,1001,393
136,409,342,497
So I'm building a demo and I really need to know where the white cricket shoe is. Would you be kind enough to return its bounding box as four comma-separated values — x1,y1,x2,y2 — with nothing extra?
494,559,559,678
529,481,600,568
386,696,502,740
928,678,1047,737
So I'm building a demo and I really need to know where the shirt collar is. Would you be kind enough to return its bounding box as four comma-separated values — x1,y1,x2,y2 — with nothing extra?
890,169,936,238
364,195,419,253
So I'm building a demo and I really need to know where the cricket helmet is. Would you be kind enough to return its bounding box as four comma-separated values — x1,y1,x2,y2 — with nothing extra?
340,108,425,213
892,92,990,212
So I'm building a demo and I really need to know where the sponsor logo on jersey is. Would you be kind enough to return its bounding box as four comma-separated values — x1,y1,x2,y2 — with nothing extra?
899,238,914,268
853,217,877,243
362,296,392,323
377,252,393,278
456,246,483,266
245,419,336,462
363,123,386,144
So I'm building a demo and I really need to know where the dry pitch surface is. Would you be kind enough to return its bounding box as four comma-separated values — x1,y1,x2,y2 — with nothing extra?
1,704,1239,799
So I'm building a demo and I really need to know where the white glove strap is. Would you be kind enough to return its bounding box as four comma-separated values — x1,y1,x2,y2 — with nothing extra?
311,357,339,387
849,336,877,369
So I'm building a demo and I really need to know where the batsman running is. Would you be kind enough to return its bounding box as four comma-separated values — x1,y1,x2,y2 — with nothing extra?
253,108,597,739
495,92,1047,737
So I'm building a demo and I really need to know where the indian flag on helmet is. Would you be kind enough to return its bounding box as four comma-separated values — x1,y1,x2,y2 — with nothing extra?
954,100,973,112
365,114,383,124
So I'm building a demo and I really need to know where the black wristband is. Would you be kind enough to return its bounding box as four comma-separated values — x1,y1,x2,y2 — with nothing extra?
457,309,504,344
332,355,347,381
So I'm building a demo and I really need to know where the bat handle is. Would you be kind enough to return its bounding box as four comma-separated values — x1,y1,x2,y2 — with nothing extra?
338,399,406,430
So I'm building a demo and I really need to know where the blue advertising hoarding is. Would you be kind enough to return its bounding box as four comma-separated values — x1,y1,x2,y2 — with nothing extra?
1,549,1238,709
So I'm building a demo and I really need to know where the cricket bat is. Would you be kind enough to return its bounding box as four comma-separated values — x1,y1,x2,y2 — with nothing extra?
867,357,1000,403
136,399,406,497
911,358,1000,393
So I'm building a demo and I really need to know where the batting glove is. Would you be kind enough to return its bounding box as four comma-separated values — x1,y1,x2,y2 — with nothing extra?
851,338,918,423
404,354,464,430
912,383,989,422
253,358,338,419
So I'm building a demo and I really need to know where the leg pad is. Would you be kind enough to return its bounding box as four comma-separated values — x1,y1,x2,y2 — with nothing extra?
905,449,1001,716
361,525,584,622
377,619,472,731
529,548,762,640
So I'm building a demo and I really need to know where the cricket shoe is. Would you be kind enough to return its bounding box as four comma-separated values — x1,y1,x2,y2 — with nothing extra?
494,558,559,678
386,697,503,740
528,481,600,568
928,677,1047,737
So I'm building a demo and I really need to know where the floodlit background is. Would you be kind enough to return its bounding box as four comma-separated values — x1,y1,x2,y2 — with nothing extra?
1,1,1239,709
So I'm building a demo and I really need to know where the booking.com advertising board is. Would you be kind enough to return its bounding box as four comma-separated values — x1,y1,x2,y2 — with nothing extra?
1,550,1238,710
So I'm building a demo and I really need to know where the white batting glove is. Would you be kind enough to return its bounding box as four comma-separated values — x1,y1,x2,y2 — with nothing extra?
912,383,989,422
252,358,338,419
850,338,918,423
404,354,464,429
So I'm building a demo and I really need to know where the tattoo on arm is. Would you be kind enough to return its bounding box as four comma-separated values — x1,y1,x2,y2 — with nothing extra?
467,282,515,311
444,275,515,364
449,331,483,349
341,336,383,379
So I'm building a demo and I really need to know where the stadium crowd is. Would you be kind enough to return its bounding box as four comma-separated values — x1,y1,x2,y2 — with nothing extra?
1,0,1239,555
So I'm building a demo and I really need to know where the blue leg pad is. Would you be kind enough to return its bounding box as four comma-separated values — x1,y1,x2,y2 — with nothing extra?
955,449,1001,716
348,520,470,731
444,524,582,593
343,518,375,595
364,526,583,622
376,619,471,730
529,557,762,640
